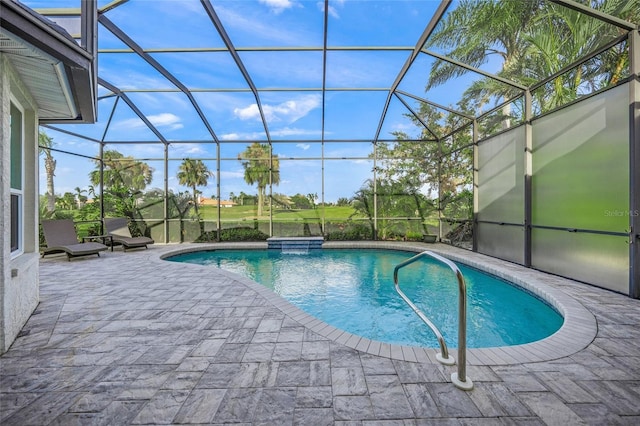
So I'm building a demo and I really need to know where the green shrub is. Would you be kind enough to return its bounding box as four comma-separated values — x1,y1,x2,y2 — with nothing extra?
195,227,269,242
404,231,424,241
325,222,372,240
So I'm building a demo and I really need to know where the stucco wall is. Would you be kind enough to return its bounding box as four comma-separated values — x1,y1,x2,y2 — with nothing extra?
0,54,40,353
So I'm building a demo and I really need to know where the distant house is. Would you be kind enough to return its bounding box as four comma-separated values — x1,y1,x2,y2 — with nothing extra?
198,196,236,208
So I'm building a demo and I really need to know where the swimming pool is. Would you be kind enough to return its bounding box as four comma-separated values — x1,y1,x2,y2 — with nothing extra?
167,248,563,349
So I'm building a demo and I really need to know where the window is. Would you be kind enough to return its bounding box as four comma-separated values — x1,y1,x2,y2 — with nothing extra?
10,101,23,255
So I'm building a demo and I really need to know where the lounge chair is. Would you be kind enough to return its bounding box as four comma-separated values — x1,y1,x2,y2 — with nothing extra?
41,219,108,261
104,217,154,251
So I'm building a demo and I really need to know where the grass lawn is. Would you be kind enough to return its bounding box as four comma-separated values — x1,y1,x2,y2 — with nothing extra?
200,205,359,221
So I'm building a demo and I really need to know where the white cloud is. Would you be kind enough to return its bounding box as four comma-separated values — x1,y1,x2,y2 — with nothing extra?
118,113,183,131
169,143,208,156
214,4,316,46
117,117,147,130
259,0,295,14
220,133,242,141
104,68,168,92
297,143,310,150
318,0,344,18
221,170,245,179
234,95,321,124
149,113,183,130
234,104,261,121
270,127,322,137
220,127,322,141
317,1,339,18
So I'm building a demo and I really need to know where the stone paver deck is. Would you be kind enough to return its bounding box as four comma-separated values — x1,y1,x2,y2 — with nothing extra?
1,242,639,425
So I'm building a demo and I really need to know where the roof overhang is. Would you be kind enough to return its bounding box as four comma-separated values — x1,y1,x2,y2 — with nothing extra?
0,0,96,123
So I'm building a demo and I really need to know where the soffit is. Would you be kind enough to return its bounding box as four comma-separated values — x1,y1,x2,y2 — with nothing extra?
0,29,77,119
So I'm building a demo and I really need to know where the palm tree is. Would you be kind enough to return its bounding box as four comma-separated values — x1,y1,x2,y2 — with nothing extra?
517,0,639,113
90,150,153,192
38,132,56,213
74,187,87,209
168,191,195,243
177,159,214,233
238,143,280,217
425,0,543,106
425,0,637,115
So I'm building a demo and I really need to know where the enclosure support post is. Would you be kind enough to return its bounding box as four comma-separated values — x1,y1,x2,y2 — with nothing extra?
629,29,640,299
321,141,326,236
163,144,169,244
437,137,443,242
472,120,478,252
373,142,378,241
216,143,221,242
98,94,119,236
269,144,273,237
99,142,104,235
320,1,328,237
524,90,533,267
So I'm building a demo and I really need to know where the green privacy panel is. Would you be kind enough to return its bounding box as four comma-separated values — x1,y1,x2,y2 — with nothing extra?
531,228,628,294
134,160,164,222
532,84,629,233
167,219,201,243
476,223,525,265
272,220,323,237
477,127,525,224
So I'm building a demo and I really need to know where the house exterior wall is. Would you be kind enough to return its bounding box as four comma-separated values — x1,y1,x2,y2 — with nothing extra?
0,54,40,353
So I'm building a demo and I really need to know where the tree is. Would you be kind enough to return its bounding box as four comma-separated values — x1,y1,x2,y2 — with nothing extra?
167,191,195,243
377,103,472,197
336,197,351,207
516,0,639,114
57,192,76,211
177,158,214,233
425,0,543,109
374,102,474,230
307,193,318,209
90,150,153,192
237,191,257,206
425,0,638,116
351,179,434,240
88,150,154,222
74,187,87,209
38,132,56,213
291,193,312,209
239,143,280,217
271,193,292,209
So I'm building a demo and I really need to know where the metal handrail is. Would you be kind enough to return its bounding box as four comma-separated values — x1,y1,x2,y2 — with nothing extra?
393,250,473,391
393,259,454,366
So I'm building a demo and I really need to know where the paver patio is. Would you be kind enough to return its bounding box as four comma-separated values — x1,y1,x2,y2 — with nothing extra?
1,242,639,425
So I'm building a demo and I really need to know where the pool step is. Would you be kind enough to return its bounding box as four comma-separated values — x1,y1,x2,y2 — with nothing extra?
267,237,324,252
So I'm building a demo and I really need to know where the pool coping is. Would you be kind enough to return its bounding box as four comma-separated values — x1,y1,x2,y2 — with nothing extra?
156,241,597,366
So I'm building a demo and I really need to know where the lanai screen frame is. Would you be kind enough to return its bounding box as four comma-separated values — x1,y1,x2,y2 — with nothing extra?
33,0,639,297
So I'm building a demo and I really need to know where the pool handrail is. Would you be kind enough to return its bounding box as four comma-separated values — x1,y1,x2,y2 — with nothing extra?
393,250,473,391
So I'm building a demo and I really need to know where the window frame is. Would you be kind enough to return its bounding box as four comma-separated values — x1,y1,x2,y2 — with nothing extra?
10,98,24,258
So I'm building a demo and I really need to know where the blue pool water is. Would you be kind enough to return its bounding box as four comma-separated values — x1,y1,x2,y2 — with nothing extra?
167,249,563,348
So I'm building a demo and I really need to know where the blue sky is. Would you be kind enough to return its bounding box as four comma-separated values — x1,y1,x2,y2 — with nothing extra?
27,0,493,202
